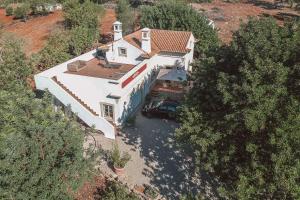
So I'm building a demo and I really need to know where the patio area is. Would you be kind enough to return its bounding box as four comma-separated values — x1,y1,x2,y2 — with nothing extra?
85,112,219,199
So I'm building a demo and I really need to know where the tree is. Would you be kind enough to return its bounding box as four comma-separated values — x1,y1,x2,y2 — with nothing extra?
176,18,300,199
63,0,101,31
0,90,94,200
0,33,95,199
0,34,31,90
5,6,13,16
14,3,31,21
69,25,99,56
140,0,219,57
116,0,135,34
32,30,71,71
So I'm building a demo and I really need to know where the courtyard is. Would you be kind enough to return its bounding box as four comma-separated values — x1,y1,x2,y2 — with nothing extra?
85,111,219,199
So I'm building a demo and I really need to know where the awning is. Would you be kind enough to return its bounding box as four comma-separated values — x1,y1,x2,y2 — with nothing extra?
157,68,187,82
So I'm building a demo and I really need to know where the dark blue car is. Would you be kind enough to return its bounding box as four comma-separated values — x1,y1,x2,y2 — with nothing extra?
142,99,180,119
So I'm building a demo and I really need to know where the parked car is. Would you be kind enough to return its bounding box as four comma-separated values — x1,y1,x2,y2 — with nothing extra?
142,99,180,119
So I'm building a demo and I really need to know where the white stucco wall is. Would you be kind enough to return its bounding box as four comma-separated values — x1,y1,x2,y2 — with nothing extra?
34,75,116,139
105,39,144,65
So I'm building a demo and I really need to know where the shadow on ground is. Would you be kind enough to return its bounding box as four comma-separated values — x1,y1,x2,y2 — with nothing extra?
120,112,219,199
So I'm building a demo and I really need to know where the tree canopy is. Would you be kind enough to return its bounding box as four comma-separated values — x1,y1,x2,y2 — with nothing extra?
116,0,135,34
0,33,94,200
140,0,219,56
176,18,300,199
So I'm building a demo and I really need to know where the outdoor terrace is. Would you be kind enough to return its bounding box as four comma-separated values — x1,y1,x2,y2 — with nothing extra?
65,58,135,80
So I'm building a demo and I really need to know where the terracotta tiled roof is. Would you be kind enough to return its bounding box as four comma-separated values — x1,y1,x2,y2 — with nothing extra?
124,29,192,56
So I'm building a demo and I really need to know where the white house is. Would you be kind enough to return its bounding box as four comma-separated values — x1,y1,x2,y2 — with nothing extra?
34,21,195,139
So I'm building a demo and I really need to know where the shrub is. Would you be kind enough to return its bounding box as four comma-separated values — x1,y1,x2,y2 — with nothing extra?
100,181,139,200
14,4,30,20
5,6,13,16
144,185,159,199
110,143,131,168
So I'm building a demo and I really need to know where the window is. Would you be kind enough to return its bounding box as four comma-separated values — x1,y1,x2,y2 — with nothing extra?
118,47,127,57
114,25,119,30
143,32,148,38
102,104,114,120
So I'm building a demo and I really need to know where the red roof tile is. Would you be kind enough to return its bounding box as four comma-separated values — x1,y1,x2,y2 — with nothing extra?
124,29,192,55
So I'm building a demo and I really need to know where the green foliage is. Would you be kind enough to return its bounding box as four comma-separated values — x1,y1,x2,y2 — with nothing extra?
140,0,219,56
63,0,100,30
144,185,159,199
0,34,31,90
33,30,71,71
176,18,300,199
101,181,139,200
0,35,94,199
5,6,13,16
116,0,135,34
0,90,94,200
69,25,98,56
110,143,131,168
14,3,31,20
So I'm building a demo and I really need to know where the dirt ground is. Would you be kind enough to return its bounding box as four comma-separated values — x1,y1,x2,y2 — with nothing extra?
0,10,64,55
192,0,300,43
0,8,116,55
100,8,116,36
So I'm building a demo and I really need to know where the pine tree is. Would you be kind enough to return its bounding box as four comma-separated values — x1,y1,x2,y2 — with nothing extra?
176,18,300,199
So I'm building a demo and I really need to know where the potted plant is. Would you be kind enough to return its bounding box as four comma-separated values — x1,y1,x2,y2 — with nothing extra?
110,143,131,175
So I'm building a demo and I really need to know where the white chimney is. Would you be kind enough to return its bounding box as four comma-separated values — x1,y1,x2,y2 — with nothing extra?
113,21,122,41
141,28,151,53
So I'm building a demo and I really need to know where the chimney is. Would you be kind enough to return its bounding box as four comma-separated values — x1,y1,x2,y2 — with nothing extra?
113,21,122,41
141,28,151,53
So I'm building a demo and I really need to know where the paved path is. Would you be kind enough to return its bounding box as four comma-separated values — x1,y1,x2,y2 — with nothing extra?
85,112,219,199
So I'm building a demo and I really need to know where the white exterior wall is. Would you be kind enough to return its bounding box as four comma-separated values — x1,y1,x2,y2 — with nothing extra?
34,75,115,139
185,34,195,71
106,40,144,65
56,74,119,115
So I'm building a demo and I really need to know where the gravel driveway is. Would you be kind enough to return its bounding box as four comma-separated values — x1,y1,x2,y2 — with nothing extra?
86,112,219,199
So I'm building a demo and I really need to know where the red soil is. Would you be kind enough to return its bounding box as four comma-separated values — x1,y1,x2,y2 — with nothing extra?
0,9,14,26
100,8,116,36
75,175,106,200
192,0,299,43
0,10,64,55
0,8,116,55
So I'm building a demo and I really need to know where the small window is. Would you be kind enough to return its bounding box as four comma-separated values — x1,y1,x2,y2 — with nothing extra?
114,25,119,30
102,103,114,120
143,32,148,38
118,47,127,57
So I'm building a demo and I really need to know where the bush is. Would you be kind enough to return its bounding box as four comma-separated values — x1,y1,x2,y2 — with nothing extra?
5,6,13,16
14,4,30,20
110,143,131,168
100,181,139,200
144,185,159,199
69,25,98,56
